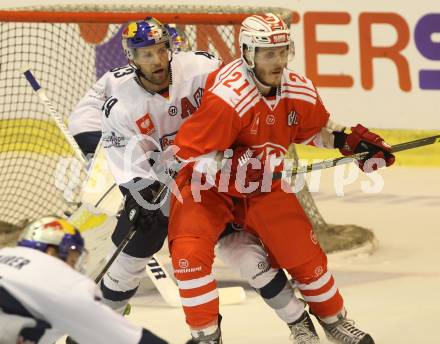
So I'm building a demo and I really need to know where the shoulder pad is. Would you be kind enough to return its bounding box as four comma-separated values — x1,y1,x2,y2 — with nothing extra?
281,69,317,105
209,60,259,117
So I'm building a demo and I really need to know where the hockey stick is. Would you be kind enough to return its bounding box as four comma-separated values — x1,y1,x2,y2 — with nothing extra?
22,67,124,215
146,255,246,307
21,68,129,281
22,67,87,166
93,178,171,284
273,134,440,179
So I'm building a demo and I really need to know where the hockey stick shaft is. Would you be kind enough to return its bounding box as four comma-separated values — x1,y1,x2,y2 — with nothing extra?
94,175,174,283
22,68,87,166
94,224,136,283
22,68,123,214
21,68,123,282
273,134,440,179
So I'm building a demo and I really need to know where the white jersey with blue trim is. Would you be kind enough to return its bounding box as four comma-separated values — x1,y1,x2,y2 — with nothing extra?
68,64,136,136
101,51,222,185
0,246,150,344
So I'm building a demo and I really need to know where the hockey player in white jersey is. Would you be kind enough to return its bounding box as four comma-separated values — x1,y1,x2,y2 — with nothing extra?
0,217,167,344
68,25,190,156
71,18,314,343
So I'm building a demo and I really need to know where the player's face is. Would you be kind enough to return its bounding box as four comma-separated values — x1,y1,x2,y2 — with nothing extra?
134,43,170,87
45,246,58,257
45,246,81,269
65,249,81,269
253,46,289,86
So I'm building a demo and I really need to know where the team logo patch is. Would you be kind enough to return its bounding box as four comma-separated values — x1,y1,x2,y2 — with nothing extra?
266,114,275,125
314,266,324,277
148,29,162,42
270,33,289,44
288,110,298,126
168,106,178,116
103,131,126,148
179,259,189,269
136,113,155,135
160,131,177,150
43,221,63,231
122,22,138,39
257,261,267,270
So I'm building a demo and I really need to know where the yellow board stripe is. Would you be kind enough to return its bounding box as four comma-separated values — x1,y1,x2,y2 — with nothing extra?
0,119,73,155
292,129,440,167
1,119,439,166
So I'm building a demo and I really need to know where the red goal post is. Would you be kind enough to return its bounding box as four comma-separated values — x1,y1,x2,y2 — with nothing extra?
0,5,297,63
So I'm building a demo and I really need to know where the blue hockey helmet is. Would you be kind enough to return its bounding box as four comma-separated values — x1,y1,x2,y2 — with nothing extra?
122,17,172,61
165,25,190,52
17,217,87,271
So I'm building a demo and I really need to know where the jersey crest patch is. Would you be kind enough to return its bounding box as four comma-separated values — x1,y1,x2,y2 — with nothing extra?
136,113,155,135
288,110,298,126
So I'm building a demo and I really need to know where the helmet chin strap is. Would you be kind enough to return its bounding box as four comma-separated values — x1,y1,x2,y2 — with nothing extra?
242,52,277,95
129,60,172,93
129,60,148,81
248,69,275,95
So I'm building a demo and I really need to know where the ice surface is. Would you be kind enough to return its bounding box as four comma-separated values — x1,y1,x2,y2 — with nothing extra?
127,167,440,344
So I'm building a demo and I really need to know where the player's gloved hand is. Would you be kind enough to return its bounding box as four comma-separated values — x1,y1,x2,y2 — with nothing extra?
225,146,265,197
65,336,79,344
122,179,165,230
334,124,395,172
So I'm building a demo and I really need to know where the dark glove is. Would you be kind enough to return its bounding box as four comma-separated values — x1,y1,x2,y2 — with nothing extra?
122,179,165,230
334,124,395,172
225,146,265,197
66,336,79,344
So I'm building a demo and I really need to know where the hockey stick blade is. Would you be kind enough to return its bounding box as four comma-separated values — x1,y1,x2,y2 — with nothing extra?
146,255,246,307
273,134,440,179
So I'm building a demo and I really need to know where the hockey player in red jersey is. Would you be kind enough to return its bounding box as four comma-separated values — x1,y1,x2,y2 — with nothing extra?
169,13,395,344
96,17,327,343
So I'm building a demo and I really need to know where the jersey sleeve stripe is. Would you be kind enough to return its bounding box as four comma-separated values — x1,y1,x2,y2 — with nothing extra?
282,90,317,105
210,60,244,92
282,87,317,98
282,83,317,94
234,86,258,110
218,59,243,80
237,92,260,117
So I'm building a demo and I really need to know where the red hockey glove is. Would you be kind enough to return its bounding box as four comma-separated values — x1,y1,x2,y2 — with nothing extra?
334,124,395,172
224,146,265,197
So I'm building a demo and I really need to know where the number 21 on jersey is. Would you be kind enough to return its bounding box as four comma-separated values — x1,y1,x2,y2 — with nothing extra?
223,72,250,96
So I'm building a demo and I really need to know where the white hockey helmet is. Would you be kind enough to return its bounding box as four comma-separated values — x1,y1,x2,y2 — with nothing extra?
17,216,88,272
239,13,292,69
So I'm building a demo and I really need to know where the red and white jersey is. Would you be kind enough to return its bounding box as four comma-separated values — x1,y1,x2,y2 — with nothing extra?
101,51,222,185
68,64,136,136
0,246,148,344
175,58,330,173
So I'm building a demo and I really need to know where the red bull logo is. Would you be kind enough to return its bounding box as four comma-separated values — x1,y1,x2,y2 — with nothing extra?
122,22,138,39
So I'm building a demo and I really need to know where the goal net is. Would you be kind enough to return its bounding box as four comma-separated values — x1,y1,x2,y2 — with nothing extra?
0,4,375,252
